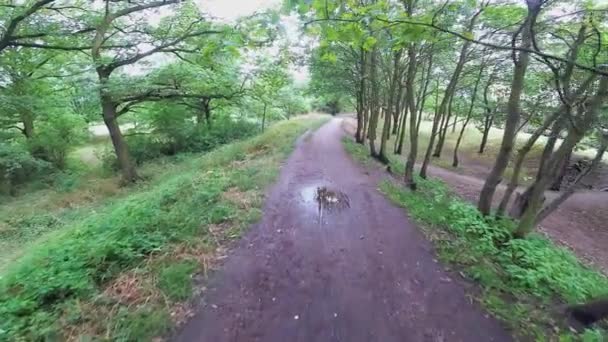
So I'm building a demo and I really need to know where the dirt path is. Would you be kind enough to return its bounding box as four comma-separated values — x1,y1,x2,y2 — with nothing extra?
174,118,511,342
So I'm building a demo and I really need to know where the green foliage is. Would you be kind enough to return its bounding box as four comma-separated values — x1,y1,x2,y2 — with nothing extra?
29,112,87,169
103,118,258,169
0,143,51,196
111,306,172,342
156,261,198,301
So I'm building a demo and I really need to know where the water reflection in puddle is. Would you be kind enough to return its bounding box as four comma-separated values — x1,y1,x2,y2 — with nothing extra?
299,184,350,224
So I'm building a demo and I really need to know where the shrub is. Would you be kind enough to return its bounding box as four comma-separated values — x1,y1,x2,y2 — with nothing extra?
0,143,51,196
102,118,257,170
29,113,87,169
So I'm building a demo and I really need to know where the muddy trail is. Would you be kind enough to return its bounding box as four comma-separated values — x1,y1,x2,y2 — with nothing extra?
174,118,511,342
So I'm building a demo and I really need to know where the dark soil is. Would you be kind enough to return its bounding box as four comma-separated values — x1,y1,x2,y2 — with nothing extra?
173,118,511,342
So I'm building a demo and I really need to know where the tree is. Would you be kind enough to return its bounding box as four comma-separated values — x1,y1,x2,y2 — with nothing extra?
477,0,543,215
250,58,291,131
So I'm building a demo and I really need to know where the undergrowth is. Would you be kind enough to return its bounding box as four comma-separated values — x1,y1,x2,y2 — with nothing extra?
0,115,328,341
343,137,608,341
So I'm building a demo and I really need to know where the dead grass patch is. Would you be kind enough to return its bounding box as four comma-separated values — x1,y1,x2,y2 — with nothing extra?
103,270,160,306
221,187,254,210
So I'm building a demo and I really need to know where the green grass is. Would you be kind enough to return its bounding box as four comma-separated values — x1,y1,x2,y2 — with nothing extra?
0,114,329,341
343,137,608,340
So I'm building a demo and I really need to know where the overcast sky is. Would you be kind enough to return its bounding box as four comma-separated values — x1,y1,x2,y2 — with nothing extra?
197,0,283,21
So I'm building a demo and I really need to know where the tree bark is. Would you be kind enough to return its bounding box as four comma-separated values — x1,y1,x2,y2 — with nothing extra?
535,133,607,223
20,111,34,139
404,43,419,190
514,74,608,237
368,48,380,158
478,2,541,215
379,51,402,163
355,48,366,144
395,98,408,155
453,65,484,168
496,110,560,216
420,80,441,179
432,93,454,158
479,116,493,154
549,149,571,191
261,103,267,132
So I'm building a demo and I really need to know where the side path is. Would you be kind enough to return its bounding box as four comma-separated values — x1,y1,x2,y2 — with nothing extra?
174,118,511,342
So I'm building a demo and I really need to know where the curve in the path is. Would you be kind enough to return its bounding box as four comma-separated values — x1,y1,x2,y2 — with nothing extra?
174,118,511,342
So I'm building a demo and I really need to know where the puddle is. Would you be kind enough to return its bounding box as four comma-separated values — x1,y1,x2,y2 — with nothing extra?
299,184,350,224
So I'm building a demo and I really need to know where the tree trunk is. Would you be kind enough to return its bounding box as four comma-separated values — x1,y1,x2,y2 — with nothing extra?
420,80,441,179
415,52,434,134
452,65,484,168
404,43,419,190
203,98,211,126
514,74,608,237
378,105,391,164
432,93,454,158
393,86,405,153
509,116,565,218
451,111,458,133
479,116,493,154
392,82,404,136
549,149,571,191
478,2,540,215
477,71,496,155
496,110,561,216
261,103,267,132
368,48,380,158
395,101,408,155
355,49,366,144
535,134,607,223
20,111,34,139
379,50,402,163
102,99,138,183
97,69,138,183
429,9,481,159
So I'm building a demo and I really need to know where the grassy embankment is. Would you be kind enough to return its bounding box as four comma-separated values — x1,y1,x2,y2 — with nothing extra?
344,137,608,341
0,115,328,341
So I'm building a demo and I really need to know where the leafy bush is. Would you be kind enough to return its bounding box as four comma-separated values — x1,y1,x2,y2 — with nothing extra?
0,143,51,196
29,113,87,169
103,118,258,170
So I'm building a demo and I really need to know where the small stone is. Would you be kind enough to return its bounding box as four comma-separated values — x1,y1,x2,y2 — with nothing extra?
294,315,299,320
359,235,364,240
211,304,218,309
272,297,276,302
277,229,282,233
333,313,338,318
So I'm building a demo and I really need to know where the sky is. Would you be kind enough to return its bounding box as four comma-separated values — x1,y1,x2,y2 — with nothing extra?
196,0,283,21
